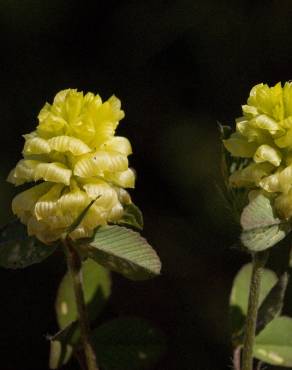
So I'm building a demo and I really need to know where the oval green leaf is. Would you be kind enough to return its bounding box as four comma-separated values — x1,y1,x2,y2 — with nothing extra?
0,220,57,269
92,317,166,370
254,316,292,366
55,258,111,329
85,225,161,281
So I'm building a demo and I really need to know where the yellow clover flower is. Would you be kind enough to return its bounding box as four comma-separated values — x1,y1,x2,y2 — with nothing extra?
224,81,292,219
8,89,135,243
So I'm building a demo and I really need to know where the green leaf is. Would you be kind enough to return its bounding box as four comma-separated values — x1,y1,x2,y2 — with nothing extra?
0,220,57,269
230,263,277,345
240,193,291,252
92,317,166,370
55,258,111,329
241,224,291,252
83,225,161,281
48,324,77,369
254,316,292,366
116,203,144,230
256,273,289,335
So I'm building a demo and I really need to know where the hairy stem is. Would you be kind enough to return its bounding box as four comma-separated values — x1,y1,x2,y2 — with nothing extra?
64,238,99,370
241,251,268,370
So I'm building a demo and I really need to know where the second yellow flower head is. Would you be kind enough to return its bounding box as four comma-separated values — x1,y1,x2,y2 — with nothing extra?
8,89,135,243
224,81,292,219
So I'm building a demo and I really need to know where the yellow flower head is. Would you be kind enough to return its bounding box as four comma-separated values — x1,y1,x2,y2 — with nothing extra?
8,89,135,243
223,81,292,219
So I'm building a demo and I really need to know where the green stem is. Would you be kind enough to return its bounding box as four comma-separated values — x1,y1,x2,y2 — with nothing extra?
64,238,99,370
241,251,268,370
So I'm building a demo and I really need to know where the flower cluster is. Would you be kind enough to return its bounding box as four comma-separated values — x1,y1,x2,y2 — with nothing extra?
223,82,292,219
8,89,135,243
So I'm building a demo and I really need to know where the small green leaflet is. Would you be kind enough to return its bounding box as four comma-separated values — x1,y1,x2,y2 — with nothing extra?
240,193,291,251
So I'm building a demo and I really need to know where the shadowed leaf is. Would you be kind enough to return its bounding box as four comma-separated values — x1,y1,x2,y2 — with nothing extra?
92,317,166,370
256,273,289,335
116,203,143,230
0,220,57,269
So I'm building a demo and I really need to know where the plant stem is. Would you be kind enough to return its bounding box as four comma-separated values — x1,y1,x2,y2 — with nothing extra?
233,346,241,370
64,238,99,370
241,251,268,370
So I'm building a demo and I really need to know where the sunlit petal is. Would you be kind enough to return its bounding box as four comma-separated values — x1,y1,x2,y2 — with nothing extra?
48,135,91,155
34,162,72,185
253,145,282,166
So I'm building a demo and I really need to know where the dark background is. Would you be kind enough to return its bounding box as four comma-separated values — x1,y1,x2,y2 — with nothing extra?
0,1,292,369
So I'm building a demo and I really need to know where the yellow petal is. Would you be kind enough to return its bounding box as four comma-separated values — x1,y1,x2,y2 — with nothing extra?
34,184,64,220
108,95,125,120
250,114,281,134
104,168,136,188
229,162,274,187
247,82,284,121
242,104,258,117
64,90,83,123
23,137,51,155
278,165,292,193
58,189,89,214
275,190,292,219
37,114,68,139
283,82,292,117
12,182,52,216
259,173,281,193
69,225,95,240
101,136,132,156
7,159,42,185
108,203,124,221
83,181,119,209
114,188,132,204
34,162,72,185
253,145,282,166
74,151,128,178
27,216,64,243
275,128,292,148
48,135,91,155
223,133,257,157
53,89,70,106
